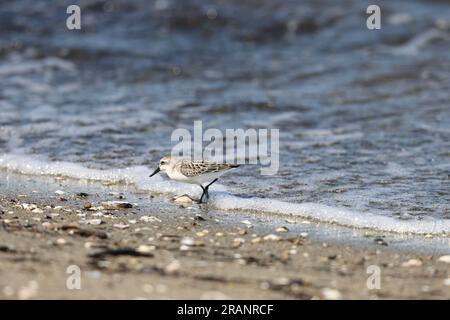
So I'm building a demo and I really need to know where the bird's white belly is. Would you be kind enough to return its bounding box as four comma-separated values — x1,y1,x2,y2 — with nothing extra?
167,170,225,185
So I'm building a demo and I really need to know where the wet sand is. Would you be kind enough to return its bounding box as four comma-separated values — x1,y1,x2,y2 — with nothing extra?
0,174,449,299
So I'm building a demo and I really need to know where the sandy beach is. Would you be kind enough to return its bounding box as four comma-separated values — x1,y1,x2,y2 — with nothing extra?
0,172,449,300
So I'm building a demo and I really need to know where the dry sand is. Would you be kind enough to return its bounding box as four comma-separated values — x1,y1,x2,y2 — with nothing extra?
0,175,449,300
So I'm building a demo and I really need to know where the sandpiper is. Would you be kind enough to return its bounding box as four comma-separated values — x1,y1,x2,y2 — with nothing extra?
149,156,239,203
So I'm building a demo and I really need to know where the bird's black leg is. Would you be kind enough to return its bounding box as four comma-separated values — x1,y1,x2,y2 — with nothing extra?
198,185,207,204
197,179,218,204
204,178,218,199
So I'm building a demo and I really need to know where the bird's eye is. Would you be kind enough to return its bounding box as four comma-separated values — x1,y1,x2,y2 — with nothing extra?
160,161,166,165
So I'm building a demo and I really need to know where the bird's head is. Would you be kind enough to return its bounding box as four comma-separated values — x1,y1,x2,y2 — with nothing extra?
149,156,172,177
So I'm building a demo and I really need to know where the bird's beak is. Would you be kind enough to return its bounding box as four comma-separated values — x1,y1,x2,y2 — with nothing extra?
149,167,160,177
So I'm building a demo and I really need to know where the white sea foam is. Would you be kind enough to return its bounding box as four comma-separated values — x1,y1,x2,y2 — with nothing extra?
0,153,448,235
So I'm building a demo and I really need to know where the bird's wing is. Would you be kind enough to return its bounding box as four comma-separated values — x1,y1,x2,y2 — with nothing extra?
179,160,239,177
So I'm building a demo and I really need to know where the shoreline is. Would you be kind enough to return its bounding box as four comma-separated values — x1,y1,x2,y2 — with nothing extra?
0,172,449,299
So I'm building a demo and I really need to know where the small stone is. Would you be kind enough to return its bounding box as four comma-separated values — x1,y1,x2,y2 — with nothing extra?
56,238,67,245
164,260,180,274
92,212,104,217
84,219,102,225
87,206,104,211
21,203,37,211
113,223,129,230
77,192,90,197
140,216,161,223
402,259,422,267
233,238,245,247
263,234,281,241
251,237,261,244
321,288,342,300
173,194,194,204
54,190,66,195
241,220,252,225
437,255,450,264
101,201,133,209
42,222,53,229
300,232,308,238
180,237,195,246
136,245,155,254
374,237,388,246
215,232,224,237
443,278,450,286
31,208,44,214
276,226,289,233
238,229,247,235
83,202,92,209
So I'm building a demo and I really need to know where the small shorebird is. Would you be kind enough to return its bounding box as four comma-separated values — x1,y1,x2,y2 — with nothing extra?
149,156,239,203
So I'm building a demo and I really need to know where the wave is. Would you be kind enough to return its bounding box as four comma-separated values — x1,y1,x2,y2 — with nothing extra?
0,153,448,236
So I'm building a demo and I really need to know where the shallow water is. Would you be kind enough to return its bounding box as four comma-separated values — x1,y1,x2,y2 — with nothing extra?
0,0,449,235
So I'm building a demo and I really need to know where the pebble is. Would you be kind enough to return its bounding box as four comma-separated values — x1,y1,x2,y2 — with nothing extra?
300,232,308,238
113,223,130,230
140,216,161,223
321,288,342,300
241,220,252,225
180,237,195,246
83,202,92,209
56,238,67,245
437,255,450,264
83,219,102,225
233,238,245,247
101,201,133,209
251,237,262,244
276,226,289,233
402,259,423,267
263,234,281,241
87,206,104,211
173,194,194,204
21,203,37,211
164,260,181,274
31,208,44,214
54,190,66,196
136,245,155,254
444,278,450,286
374,237,388,246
